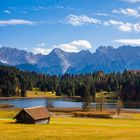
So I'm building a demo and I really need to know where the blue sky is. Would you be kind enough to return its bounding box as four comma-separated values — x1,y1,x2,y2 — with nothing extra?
0,0,140,54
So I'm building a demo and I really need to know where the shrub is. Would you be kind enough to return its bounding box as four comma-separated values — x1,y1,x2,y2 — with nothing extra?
73,112,112,118
0,104,14,108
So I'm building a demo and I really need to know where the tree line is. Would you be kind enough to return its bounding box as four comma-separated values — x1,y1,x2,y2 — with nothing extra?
0,65,140,101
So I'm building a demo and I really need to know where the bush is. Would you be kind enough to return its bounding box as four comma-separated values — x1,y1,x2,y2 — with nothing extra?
0,104,14,108
73,112,112,118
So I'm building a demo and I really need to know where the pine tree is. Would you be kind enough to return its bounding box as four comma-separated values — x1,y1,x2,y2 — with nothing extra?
90,82,96,100
21,86,26,97
117,96,123,115
56,86,62,96
96,92,105,112
82,82,93,111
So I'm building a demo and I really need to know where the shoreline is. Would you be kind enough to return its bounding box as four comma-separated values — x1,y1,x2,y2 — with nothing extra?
0,96,81,100
48,107,140,113
0,106,140,114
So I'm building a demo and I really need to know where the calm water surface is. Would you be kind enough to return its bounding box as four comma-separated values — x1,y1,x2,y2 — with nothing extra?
0,97,140,111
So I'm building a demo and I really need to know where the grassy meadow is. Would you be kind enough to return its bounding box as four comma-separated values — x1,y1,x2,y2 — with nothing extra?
0,109,140,140
26,90,56,98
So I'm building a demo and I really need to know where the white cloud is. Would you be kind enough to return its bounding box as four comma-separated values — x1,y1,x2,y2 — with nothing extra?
104,20,123,26
133,23,140,31
71,40,92,49
54,44,79,52
114,39,140,45
33,40,93,54
33,47,52,55
94,13,109,16
37,43,46,47
118,23,133,32
33,43,52,55
54,40,92,52
104,19,140,32
4,10,11,14
0,19,33,26
104,20,133,32
112,8,140,17
33,5,64,11
54,5,64,9
33,6,46,11
23,47,28,51
121,0,140,3
66,14,101,26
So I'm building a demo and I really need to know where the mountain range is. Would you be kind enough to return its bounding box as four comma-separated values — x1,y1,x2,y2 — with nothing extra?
0,46,140,75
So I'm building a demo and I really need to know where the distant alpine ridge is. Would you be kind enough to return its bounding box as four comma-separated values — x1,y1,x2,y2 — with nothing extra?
0,46,140,75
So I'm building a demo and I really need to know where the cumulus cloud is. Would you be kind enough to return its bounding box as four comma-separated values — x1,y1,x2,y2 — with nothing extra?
112,8,140,17
54,40,92,52
33,43,52,55
114,39,140,45
121,0,140,3
66,14,101,26
0,19,33,26
33,47,52,55
71,40,92,49
33,40,92,54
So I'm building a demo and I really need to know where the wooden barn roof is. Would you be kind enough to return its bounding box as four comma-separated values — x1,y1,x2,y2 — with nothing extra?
14,106,52,120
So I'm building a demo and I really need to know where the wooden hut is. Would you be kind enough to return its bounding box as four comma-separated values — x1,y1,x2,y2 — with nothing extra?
13,106,52,124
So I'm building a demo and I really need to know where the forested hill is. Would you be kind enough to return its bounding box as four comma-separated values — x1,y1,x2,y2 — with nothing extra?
0,65,140,100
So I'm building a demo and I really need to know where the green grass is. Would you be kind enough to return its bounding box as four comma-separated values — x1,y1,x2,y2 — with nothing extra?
26,90,56,98
96,91,117,99
0,109,140,140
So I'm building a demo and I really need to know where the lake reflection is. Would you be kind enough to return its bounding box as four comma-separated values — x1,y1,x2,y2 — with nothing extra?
0,98,82,108
0,98,114,108
0,98,139,110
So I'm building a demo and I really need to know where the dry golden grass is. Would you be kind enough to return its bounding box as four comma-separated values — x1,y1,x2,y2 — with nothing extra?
0,109,140,140
0,109,19,119
0,117,140,140
26,90,56,98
